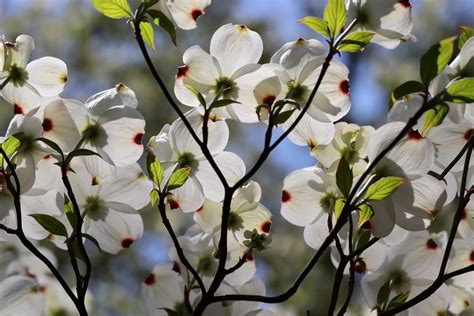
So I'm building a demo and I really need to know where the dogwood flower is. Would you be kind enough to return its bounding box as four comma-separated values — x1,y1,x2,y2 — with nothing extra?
0,275,45,316
271,39,351,122
346,0,415,49
174,23,263,119
69,161,152,254
149,109,245,212
0,35,67,115
151,0,212,30
311,122,374,176
194,181,272,251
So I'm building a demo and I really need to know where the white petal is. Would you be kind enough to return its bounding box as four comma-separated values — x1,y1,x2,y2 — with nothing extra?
281,168,328,226
86,209,143,254
165,0,211,30
141,263,185,316
0,275,45,316
98,106,145,167
26,57,67,96
42,99,81,152
85,83,138,116
210,24,263,76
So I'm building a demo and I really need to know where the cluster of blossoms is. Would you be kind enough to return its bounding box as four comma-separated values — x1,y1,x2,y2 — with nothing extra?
0,0,472,315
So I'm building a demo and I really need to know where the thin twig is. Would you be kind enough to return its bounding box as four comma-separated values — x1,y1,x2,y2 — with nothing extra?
0,149,83,313
381,136,473,315
157,193,207,295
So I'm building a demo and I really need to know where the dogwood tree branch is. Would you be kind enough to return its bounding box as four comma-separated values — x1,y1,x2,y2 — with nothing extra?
381,135,473,315
133,19,229,189
157,193,207,295
0,148,85,315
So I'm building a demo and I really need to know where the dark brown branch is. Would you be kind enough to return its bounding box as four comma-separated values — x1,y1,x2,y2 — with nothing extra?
0,149,84,314
157,193,207,295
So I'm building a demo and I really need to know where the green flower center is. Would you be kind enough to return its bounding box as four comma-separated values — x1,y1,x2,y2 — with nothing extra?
320,193,337,214
341,147,360,164
197,255,215,275
177,152,197,169
81,123,103,146
84,195,105,220
8,64,28,86
214,76,237,99
389,269,410,292
228,212,244,232
286,80,308,103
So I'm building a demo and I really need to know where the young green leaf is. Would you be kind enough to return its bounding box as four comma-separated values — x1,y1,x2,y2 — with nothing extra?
64,198,78,230
334,198,346,219
83,233,103,253
35,137,64,158
390,80,424,105
92,0,132,19
298,16,330,37
210,99,240,109
184,84,206,107
445,77,474,103
323,0,346,38
0,135,21,168
146,153,164,187
364,177,405,201
386,291,410,310
357,203,374,228
458,26,474,49
65,149,101,165
273,109,296,125
336,157,353,198
167,167,191,191
29,214,68,237
140,21,156,51
421,103,449,135
338,32,374,53
150,189,159,206
420,36,457,85
377,279,392,309
148,9,177,46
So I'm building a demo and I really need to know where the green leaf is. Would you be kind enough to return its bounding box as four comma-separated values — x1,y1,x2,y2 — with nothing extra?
458,26,474,49
387,291,410,310
148,10,177,46
298,16,330,37
142,0,160,9
35,137,64,157
146,153,164,187
323,0,346,38
420,36,457,85
29,214,68,237
167,167,191,191
140,21,155,51
357,204,374,228
338,32,374,53
83,233,102,252
272,109,296,125
390,80,425,105
364,177,405,201
336,157,353,198
334,198,346,219
64,197,77,229
92,0,132,19
0,135,21,168
184,84,206,107
150,189,159,206
445,77,474,103
421,103,449,135
66,149,101,164
377,279,392,308
210,99,240,109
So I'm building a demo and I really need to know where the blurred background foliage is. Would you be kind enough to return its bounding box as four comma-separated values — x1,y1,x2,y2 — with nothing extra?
0,0,473,315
